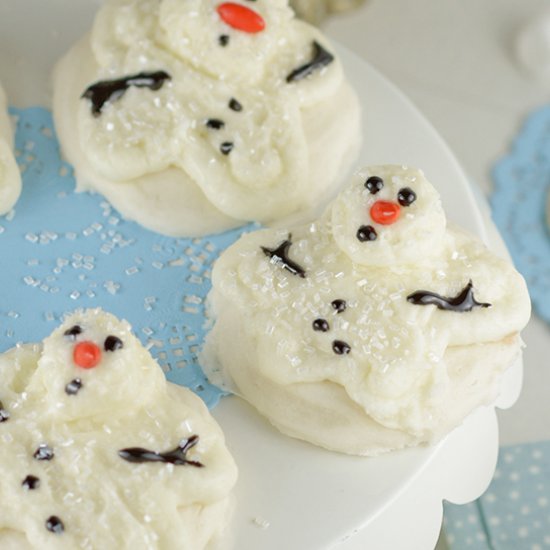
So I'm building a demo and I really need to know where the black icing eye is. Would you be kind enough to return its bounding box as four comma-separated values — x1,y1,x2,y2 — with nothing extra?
312,319,329,332
397,187,417,207
365,176,384,194
218,34,230,47
45,516,64,534
104,336,123,352
64,325,82,340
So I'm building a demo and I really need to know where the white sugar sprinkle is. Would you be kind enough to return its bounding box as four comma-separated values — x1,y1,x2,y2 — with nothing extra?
168,258,185,267
104,281,120,295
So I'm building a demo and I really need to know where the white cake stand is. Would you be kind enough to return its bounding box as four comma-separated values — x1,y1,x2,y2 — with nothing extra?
211,52,523,549
0,2,523,548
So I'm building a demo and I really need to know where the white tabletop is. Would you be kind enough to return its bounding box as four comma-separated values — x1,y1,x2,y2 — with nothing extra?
325,0,550,448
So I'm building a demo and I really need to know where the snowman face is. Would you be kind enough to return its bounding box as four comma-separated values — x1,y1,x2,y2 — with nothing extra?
157,0,294,85
30,309,164,420
331,166,446,267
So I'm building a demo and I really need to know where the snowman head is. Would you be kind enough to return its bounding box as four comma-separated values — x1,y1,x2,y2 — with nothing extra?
30,309,165,420
157,0,295,85
330,165,446,267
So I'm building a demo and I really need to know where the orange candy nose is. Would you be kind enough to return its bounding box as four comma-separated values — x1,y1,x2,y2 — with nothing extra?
73,341,102,369
216,3,266,33
370,201,401,225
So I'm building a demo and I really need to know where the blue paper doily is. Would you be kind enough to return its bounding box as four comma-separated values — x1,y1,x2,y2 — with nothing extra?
491,105,550,323
444,440,550,549
1,107,250,408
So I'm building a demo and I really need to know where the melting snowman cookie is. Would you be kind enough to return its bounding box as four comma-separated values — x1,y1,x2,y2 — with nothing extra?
0,309,237,549
52,0,361,237
0,85,22,216
203,165,531,456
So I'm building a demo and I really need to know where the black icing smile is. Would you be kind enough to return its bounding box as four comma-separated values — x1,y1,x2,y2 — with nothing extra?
82,71,172,116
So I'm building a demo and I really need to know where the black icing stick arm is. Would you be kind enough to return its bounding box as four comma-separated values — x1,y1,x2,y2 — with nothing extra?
261,234,306,278
82,70,172,117
286,41,335,83
407,280,491,312
118,435,204,467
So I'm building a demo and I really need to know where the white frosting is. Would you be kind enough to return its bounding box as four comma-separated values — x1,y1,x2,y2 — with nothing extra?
0,85,22,216
0,309,237,549
53,0,361,236
203,165,531,455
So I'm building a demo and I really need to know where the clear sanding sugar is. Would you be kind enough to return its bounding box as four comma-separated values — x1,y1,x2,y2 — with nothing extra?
1,107,252,407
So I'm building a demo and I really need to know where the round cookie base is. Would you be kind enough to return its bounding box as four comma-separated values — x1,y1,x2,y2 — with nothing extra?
203,301,522,456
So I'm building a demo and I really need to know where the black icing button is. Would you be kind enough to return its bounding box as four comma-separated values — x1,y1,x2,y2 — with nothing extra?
65,379,83,396
220,142,234,155
229,98,243,112
206,119,225,130
33,444,54,461
312,319,329,332
0,402,9,423
22,475,40,490
331,299,347,313
46,516,64,534
356,225,377,242
332,340,351,355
